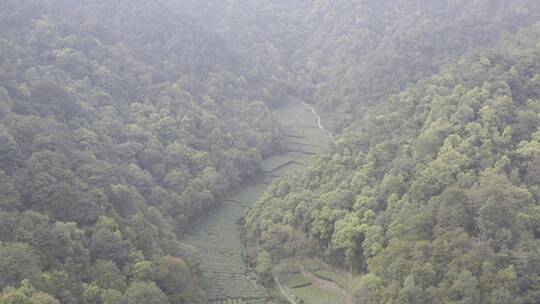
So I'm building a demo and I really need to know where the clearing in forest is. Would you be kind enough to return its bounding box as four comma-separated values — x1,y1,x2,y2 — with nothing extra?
275,259,354,304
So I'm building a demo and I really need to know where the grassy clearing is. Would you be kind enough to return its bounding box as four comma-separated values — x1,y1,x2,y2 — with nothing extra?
273,102,317,127
208,298,267,304
284,273,313,289
260,155,296,172
270,162,306,177
284,136,325,147
292,285,345,304
274,259,355,304
283,142,324,155
314,269,350,290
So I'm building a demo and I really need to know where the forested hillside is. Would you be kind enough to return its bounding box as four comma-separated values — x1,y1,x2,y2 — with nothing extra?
297,0,540,130
246,24,540,304
3,0,540,304
0,1,282,303
192,0,540,131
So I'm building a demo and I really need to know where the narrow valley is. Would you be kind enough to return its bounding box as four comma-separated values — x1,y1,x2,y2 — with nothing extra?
184,101,331,303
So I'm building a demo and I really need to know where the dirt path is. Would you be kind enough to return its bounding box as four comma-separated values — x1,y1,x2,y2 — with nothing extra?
301,102,333,138
274,276,298,304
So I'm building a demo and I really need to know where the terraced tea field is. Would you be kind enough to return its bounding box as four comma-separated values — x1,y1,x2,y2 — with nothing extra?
284,273,313,289
183,100,331,303
274,260,353,304
290,285,345,304
313,270,350,290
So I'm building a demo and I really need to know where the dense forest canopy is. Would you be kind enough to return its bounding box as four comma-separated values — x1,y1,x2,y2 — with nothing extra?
0,1,283,303
2,0,540,304
246,13,540,304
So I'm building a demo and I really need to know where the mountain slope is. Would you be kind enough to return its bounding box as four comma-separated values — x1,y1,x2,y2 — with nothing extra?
246,24,540,304
0,1,283,303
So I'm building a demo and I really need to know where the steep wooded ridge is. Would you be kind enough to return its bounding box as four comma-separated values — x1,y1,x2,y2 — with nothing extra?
229,0,540,130
0,1,283,303
247,23,540,304
2,0,540,304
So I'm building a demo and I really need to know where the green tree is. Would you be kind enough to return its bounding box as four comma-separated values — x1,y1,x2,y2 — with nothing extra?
100,289,125,304
0,280,58,304
131,260,155,282
398,275,429,304
434,187,473,235
353,274,383,304
89,217,128,264
82,285,101,304
125,282,169,304
50,222,90,272
0,169,20,211
90,260,126,291
30,292,60,304
155,256,202,304
447,271,480,304
331,213,365,270
0,86,13,118
0,127,20,171
255,251,273,286
0,243,41,288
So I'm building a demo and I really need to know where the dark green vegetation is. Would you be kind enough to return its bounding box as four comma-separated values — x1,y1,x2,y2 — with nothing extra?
230,0,540,131
3,0,540,304
0,0,283,303
246,21,540,304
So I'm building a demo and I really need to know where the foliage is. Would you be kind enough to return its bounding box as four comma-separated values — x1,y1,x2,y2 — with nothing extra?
0,280,59,304
4,0,540,303
226,0,540,131
246,24,540,303
0,0,283,302
255,251,273,287
124,282,169,304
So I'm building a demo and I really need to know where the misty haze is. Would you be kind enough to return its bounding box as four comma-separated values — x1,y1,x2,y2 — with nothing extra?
1,1,540,304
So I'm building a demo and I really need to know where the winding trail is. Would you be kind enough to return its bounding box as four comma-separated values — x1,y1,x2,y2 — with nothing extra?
274,276,298,304
184,100,331,303
302,102,333,138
